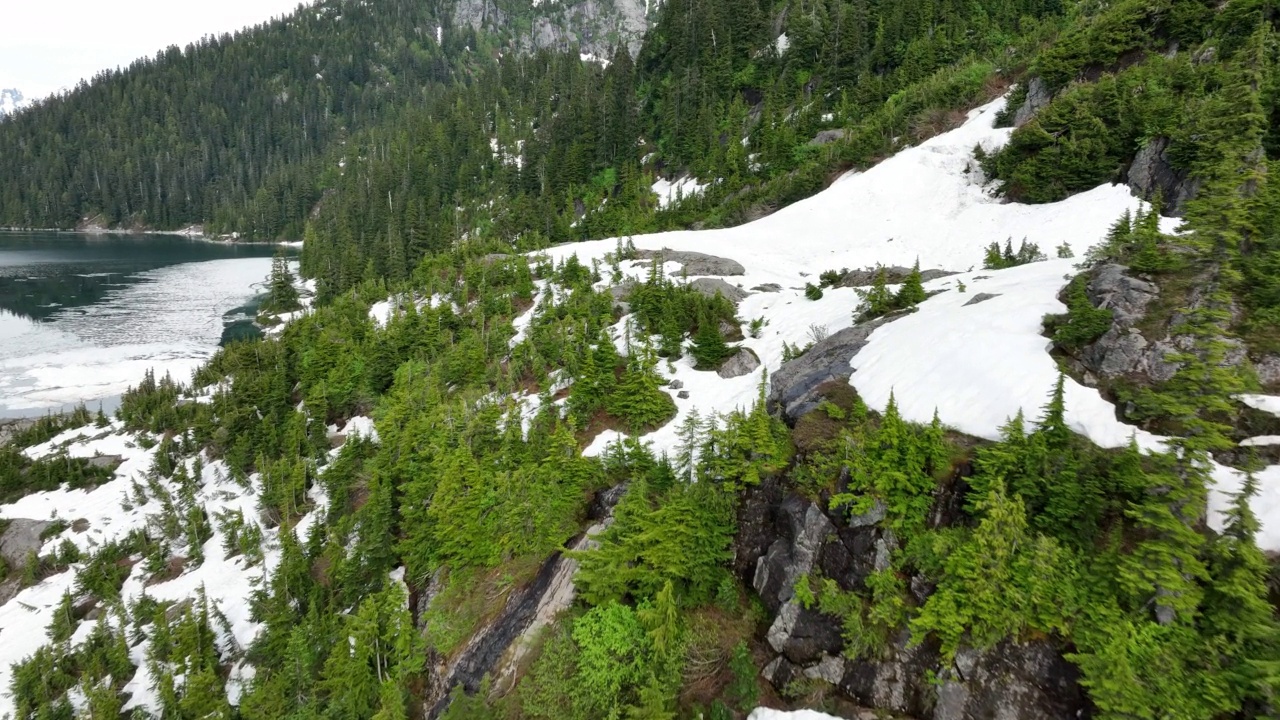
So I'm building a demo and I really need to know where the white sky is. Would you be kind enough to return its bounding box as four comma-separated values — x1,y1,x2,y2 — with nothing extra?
0,0,312,100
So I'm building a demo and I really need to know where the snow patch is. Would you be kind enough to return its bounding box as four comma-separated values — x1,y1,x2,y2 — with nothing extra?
651,176,709,210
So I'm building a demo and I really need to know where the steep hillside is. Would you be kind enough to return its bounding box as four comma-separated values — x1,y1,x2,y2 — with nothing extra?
1,1,1278,720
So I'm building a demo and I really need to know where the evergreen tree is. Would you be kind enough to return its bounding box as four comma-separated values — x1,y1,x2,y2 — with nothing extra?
894,259,927,307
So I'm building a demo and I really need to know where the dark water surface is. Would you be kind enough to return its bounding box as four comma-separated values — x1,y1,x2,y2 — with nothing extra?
0,232,289,417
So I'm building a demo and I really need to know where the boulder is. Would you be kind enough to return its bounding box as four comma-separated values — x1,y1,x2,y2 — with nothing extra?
838,266,954,288
808,129,850,146
1126,136,1201,217
690,277,751,304
0,519,53,569
963,293,1001,307
1013,77,1052,128
768,317,895,423
634,248,745,276
87,454,123,469
718,348,761,379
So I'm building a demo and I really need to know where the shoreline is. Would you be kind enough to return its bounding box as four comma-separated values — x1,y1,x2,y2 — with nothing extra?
0,226,302,247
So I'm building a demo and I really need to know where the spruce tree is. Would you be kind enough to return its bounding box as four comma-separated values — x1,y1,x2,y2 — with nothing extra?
689,310,732,369
895,259,927,307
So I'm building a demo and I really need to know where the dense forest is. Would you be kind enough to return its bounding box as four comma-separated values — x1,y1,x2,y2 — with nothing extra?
2,0,1280,718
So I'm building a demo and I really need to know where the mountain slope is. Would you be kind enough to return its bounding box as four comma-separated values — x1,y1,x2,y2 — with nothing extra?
0,1,1278,719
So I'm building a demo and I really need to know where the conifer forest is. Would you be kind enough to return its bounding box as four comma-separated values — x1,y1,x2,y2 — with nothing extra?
1,0,1279,719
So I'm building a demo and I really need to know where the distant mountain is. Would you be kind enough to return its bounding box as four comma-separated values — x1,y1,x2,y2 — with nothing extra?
0,88,28,117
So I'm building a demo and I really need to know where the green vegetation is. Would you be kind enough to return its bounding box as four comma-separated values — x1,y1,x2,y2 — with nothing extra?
2,0,1279,718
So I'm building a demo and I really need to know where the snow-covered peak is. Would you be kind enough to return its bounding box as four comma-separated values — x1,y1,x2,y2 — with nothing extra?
0,88,29,117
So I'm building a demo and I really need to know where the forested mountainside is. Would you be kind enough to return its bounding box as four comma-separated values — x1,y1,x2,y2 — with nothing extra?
3,1,1280,720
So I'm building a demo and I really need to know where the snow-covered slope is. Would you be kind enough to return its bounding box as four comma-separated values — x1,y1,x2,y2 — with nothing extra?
536,96,1279,551
0,417,375,717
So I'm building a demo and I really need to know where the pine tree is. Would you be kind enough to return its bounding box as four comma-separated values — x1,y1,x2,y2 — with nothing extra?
265,249,301,314
689,310,732,369
894,259,927,307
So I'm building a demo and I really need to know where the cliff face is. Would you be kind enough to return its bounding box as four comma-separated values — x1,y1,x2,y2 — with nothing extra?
734,471,1089,720
451,0,653,57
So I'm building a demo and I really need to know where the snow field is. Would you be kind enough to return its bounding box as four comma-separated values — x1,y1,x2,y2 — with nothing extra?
536,94,1280,552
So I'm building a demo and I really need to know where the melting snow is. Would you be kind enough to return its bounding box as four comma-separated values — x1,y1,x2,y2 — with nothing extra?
652,176,709,210
542,95,1280,550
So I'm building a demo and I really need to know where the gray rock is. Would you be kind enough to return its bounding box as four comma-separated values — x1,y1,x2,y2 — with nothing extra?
1078,264,1246,385
0,519,53,568
634,248,746,276
609,279,638,313
1127,136,1201,217
667,379,684,390
690,277,750,304
717,348,761,379
838,266,954,288
768,317,895,423
803,654,847,685
846,499,887,529
0,577,21,605
808,129,850,146
963,292,1001,307
753,498,834,609
1087,264,1159,325
1255,355,1280,388
753,283,783,293
677,391,690,400
87,454,122,469
1013,77,1052,128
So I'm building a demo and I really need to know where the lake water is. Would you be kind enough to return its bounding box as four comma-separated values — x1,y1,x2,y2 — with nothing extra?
0,232,287,417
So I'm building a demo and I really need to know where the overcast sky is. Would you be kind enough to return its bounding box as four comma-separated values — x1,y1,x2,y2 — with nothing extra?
1,0,312,99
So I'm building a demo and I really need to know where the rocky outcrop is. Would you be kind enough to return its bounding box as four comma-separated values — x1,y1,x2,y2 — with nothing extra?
768,317,895,423
718,348,762,379
635,248,746,276
690,277,751,304
1074,264,1246,387
837,266,954,288
423,486,626,718
451,0,651,57
736,475,1088,720
1126,137,1201,217
1076,263,1177,383
808,129,850,146
0,519,52,569
963,293,1001,307
1012,77,1051,128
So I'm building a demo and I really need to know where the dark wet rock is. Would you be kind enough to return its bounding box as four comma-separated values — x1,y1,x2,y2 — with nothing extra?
1013,77,1052,128
1126,136,1201,217
690,277,751,304
634,248,745,276
718,348,762,379
753,283,783,293
768,317,895,423
963,293,1001,307
738,470,1088,720
425,487,628,717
